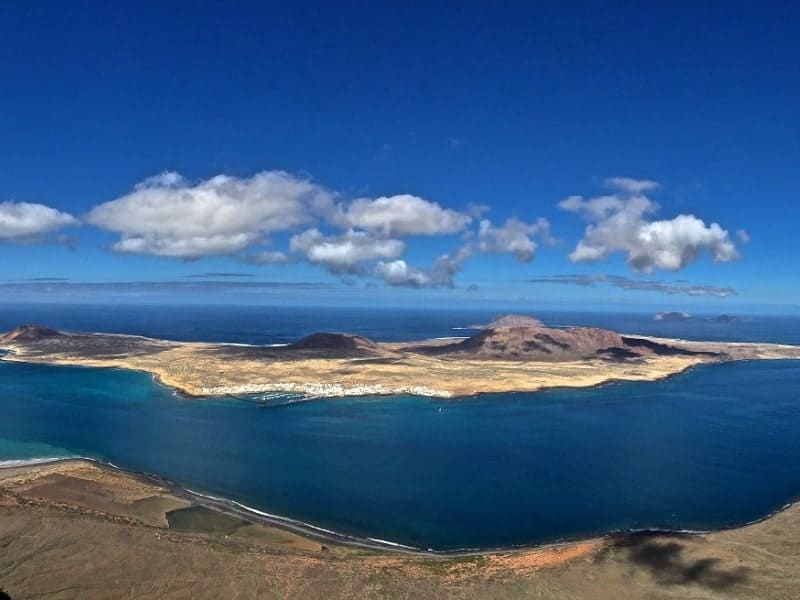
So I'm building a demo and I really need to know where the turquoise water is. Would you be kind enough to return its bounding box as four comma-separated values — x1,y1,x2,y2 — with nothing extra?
2,358,800,550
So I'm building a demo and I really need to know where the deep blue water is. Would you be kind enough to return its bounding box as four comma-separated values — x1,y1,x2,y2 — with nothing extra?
1,358,800,550
2,303,800,345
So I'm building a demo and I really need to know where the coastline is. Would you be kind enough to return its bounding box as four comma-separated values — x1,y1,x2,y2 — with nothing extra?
3,335,797,401
3,455,799,558
4,369,800,597
4,322,800,401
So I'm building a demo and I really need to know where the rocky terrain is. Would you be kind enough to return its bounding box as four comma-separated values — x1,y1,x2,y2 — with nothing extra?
2,319,714,365
1,317,798,399
408,324,717,362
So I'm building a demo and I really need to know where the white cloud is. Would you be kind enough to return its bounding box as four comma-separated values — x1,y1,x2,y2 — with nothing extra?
736,229,751,243
84,168,557,288
374,216,553,288
477,217,552,262
0,201,77,241
560,178,738,272
604,177,660,194
335,194,471,236
375,246,473,288
375,260,433,287
290,228,404,274
88,171,334,258
134,171,186,189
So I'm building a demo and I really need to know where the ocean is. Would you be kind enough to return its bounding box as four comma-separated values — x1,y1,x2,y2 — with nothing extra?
1,303,800,345
1,304,800,550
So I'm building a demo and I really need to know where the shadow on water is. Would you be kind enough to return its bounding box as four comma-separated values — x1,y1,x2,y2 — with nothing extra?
598,533,750,591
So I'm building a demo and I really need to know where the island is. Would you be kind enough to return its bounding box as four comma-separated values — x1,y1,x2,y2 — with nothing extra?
654,312,745,323
2,316,799,399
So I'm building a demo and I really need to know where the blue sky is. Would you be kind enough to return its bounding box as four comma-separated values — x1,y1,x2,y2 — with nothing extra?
0,2,798,311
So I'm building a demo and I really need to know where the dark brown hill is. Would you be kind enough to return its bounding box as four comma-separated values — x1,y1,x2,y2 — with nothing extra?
0,324,61,344
287,333,382,356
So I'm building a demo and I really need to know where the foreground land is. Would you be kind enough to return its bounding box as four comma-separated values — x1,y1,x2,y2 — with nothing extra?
2,317,800,398
1,459,798,599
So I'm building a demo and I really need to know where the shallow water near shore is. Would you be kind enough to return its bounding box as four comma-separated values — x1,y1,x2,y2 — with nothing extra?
2,358,800,550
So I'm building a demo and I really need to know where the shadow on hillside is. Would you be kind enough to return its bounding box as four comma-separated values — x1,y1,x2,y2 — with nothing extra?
600,534,749,591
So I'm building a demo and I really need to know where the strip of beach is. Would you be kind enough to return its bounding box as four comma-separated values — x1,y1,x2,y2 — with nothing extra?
2,457,799,599
2,317,800,400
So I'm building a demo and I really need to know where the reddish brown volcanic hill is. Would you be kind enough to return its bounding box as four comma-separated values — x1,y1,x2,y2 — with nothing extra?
0,324,61,344
425,326,627,361
412,318,715,362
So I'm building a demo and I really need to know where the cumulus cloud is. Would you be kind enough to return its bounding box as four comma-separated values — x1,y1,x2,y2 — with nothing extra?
559,178,738,272
373,215,553,288
84,168,554,288
334,194,471,236
375,246,473,288
290,228,404,274
0,201,77,241
477,217,553,262
736,229,751,243
530,274,736,297
88,171,334,258
375,260,433,287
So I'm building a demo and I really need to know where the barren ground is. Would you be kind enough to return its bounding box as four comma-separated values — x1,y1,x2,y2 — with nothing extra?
3,325,799,398
0,460,798,599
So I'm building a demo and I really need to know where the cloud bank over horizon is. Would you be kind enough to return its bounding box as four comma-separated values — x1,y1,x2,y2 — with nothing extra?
2,171,743,293
530,274,737,297
85,169,555,288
